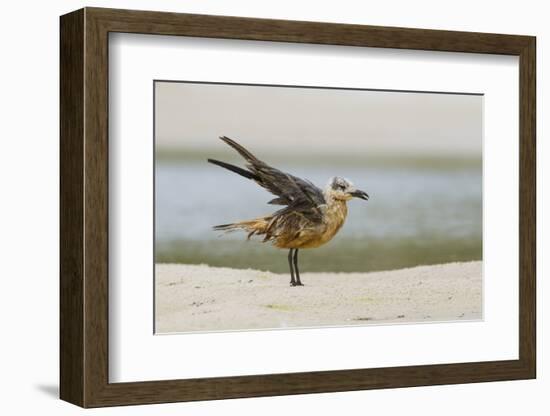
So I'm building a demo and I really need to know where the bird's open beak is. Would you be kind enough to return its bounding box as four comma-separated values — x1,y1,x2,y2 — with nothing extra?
350,189,369,200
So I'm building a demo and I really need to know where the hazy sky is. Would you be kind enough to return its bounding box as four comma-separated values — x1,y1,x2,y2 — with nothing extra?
155,81,482,157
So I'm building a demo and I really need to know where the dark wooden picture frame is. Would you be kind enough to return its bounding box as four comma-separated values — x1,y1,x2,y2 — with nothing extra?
60,7,536,408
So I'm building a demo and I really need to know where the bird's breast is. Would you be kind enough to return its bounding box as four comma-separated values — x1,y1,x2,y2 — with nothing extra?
294,201,348,249
322,201,348,238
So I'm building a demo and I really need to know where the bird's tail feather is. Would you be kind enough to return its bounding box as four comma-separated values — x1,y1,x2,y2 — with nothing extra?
213,218,270,240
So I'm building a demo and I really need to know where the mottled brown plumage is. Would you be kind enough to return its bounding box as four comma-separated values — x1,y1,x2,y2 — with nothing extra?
209,136,369,286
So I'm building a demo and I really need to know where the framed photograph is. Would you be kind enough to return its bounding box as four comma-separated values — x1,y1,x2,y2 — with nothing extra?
60,7,536,408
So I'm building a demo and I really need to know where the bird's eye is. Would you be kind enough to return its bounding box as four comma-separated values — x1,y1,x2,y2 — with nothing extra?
338,184,346,190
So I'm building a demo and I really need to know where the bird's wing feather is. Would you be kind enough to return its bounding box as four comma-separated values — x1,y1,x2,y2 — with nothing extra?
217,136,326,219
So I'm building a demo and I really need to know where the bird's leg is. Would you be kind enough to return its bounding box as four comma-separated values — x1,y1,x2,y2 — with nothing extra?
293,249,304,286
288,249,296,286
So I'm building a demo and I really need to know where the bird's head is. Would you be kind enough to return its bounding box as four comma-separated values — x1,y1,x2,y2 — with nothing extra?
326,177,369,202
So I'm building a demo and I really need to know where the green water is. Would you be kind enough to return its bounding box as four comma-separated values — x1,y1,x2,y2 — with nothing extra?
155,155,482,273
156,237,481,273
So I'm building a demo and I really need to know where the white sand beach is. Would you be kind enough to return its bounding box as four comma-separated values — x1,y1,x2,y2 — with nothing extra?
155,261,482,333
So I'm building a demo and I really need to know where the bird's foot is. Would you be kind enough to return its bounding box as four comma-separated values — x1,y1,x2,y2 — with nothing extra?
290,281,304,287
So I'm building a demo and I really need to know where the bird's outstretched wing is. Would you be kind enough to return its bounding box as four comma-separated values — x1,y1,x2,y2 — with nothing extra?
208,136,326,219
